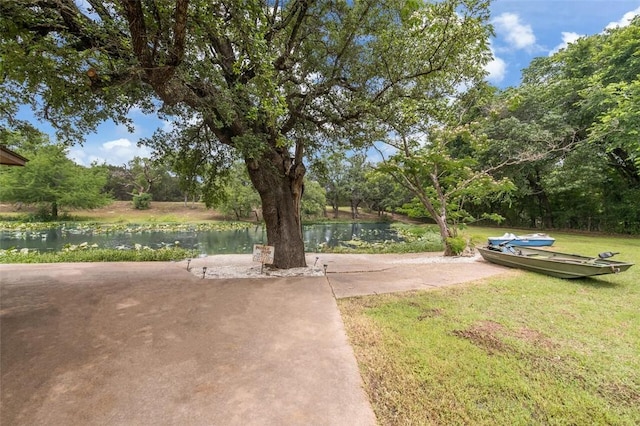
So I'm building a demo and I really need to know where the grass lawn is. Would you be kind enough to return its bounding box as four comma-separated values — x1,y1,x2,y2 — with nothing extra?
0,201,226,223
339,228,640,425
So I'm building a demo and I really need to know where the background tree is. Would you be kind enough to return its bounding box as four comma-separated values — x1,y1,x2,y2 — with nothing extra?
580,18,640,173
378,124,515,255
101,156,182,208
309,150,350,219
310,149,389,219
576,19,640,232
475,18,640,233
300,180,327,219
345,152,369,219
362,170,412,217
215,162,261,221
150,167,183,202
127,157,161,197
0,132,111,219
0,0,493,268
103,165,134,201
478,87,577,228
145,122,235,207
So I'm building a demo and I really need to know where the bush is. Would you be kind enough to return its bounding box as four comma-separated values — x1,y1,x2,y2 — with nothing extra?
445,236,467,255
132,193,152,210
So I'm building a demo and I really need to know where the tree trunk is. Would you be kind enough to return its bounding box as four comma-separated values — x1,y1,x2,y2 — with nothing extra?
527,172,554,229
246,148,306,269
414,188,455,256
435,216,455,256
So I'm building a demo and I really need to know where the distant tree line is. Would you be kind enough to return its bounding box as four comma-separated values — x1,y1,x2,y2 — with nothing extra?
467,18,640,234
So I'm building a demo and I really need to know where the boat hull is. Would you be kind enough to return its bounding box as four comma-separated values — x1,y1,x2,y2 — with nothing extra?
477,246,634,279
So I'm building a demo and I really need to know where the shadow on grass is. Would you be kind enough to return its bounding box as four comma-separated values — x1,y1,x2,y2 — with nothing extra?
572,276,625,289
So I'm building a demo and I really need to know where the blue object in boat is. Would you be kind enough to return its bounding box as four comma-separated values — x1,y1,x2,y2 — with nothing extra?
487,232,555,247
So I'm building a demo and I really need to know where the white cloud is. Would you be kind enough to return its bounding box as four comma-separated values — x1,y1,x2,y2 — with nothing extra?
67,148,89,165
115,122,143,137
548,31,583,56
103,138,132,150
68,148,107,166
69,138,152,166
101,138,152,165
102,139,133,151
606,6,640,29
493,12,536,50
128,105,144,115
162,120,175,133
485,54,507,84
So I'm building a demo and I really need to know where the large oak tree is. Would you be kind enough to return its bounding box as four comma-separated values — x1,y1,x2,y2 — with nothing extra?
0,0,492,267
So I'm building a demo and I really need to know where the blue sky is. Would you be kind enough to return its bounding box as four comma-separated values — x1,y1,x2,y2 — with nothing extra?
17,0,640,166
487,0,640,87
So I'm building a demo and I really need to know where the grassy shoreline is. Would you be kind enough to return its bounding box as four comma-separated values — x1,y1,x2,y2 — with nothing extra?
339,232,640,425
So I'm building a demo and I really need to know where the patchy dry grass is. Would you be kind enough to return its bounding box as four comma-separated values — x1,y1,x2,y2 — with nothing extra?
339,231,640,425
0,201,229,223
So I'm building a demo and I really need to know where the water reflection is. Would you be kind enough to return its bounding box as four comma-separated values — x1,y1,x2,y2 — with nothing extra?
0,222,402,254
197,226,267,254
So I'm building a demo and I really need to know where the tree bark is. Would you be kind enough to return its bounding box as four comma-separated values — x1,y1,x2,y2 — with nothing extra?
434,216,454,256
429,173,455,256
413,184,455,256
246,147,307,269
527,172,554,229
350,200,359,219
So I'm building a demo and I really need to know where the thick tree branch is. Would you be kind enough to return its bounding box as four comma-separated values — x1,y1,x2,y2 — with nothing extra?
120,0,152,68
168,0,189,66
274,0,309,70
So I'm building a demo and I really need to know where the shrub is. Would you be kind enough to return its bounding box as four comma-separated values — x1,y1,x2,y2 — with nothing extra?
132,193,152,210
445,236,467,255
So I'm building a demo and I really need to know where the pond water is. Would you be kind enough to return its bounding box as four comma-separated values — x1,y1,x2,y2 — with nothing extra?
0,222,402,255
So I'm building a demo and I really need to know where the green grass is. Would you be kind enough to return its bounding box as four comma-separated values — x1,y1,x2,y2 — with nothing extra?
0,247,199,263
339,230,640,425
